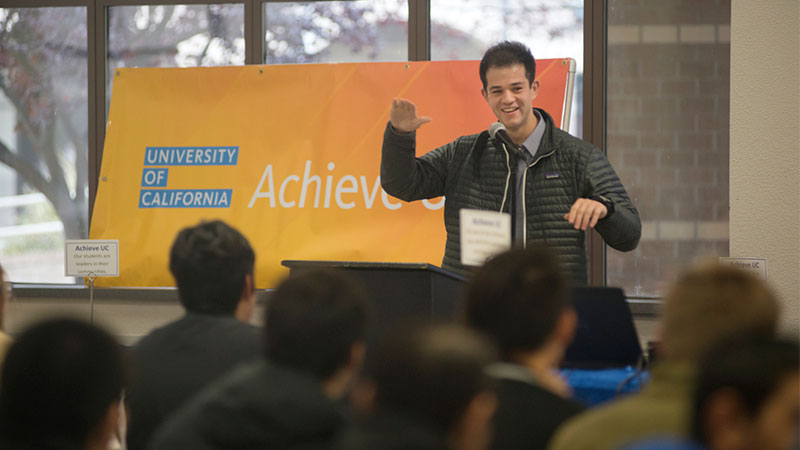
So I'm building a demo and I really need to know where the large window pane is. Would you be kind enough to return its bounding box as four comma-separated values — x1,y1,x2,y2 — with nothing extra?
107,4,245,112
606,1,731,296
264,1,409,64
431,0,584,136
0,7,87,283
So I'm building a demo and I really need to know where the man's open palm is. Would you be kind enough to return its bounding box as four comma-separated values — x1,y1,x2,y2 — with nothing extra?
390,98,432,133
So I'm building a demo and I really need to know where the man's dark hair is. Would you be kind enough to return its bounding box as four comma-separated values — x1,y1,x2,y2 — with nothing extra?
370,322,497,433
465,247,570,360
169,220,255,315
265,268,368,379
692,337,800,444
479,41,537,89
0,318,124,446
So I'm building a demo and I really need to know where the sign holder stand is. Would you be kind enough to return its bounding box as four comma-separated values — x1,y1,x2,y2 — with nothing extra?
87,272,96,323
65,240,119,323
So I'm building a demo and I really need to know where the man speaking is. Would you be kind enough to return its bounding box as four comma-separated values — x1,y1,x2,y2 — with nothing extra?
380,41,641,285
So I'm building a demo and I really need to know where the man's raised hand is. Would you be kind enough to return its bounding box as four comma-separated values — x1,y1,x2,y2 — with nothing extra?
390,98,432,133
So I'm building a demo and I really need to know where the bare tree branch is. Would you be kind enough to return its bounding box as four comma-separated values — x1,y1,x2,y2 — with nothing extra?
54,102,88,200
0,78,41,147
0,138,55,201
41,114,68,198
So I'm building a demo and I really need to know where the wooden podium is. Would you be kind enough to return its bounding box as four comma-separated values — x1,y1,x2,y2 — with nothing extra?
281,260,466,339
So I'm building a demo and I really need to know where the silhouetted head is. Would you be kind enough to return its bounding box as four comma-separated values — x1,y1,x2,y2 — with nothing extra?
169,220,255,315
0,318,124,448
265,268,369,380
661,261,779,362
465,247,571,361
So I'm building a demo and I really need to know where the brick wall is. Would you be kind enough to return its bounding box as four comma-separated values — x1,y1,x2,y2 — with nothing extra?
605,0,731,297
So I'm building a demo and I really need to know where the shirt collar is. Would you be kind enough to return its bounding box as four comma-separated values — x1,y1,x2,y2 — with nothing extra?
521,109,546,159
486,362,538,386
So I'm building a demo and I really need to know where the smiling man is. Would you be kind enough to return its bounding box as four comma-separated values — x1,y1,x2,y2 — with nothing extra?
381,41,641,284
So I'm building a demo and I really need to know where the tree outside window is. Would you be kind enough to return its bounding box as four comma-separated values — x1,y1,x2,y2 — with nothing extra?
0,7,87,282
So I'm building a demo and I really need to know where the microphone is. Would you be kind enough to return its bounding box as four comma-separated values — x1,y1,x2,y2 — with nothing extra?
488,122,521,156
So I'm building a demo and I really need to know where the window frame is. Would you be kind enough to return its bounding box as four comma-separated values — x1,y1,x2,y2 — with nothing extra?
3,0,624,297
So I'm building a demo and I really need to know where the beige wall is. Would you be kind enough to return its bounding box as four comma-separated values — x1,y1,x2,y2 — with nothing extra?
5,296,183,346
5,292,267,346
730,0,800,334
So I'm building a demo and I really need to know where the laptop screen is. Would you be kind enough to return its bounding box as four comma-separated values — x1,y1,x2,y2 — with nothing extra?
562,287,643,369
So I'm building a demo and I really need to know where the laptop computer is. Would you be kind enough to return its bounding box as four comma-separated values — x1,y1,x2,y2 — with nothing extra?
562,287,644,369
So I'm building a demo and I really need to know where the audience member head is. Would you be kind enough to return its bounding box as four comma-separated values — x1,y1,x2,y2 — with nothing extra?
465,247,574,362
660,261,779,363
370,322,498,450
0,318,125,450
169,219,256,320
479,41,537,89
265,268,369,397
693,337,799,450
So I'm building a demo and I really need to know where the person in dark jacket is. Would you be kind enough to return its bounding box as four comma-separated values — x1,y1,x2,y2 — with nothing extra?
126,220,261,450
148,268,369,450
464,246,585,450
0,318,125,450
381,41,640,284
336,322,498,450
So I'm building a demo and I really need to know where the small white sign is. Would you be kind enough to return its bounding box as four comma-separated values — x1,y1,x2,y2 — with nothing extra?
460,209,511,267
65,240,119,277
719,257,767,281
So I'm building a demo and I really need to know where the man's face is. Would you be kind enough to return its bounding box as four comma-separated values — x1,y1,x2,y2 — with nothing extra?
481,64,539,134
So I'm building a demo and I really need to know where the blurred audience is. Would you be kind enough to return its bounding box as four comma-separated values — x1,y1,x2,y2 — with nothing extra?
464,247,584,450
0,318,124,450
2,238,791,450
620,337,799,450
149,268,369,450
336,322,498,450
693,337,799,450
126,220,261,450
548,262,780,450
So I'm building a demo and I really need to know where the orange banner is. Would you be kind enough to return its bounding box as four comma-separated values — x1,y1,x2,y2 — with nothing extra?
90,59,571,288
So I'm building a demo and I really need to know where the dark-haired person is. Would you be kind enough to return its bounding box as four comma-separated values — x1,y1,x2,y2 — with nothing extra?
464,247,584,450
692,338,799,450
381,41,640,284
149,268,369,450
620,338,800,450
126,220,261,450
0,318,124,450
336,322,498,450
